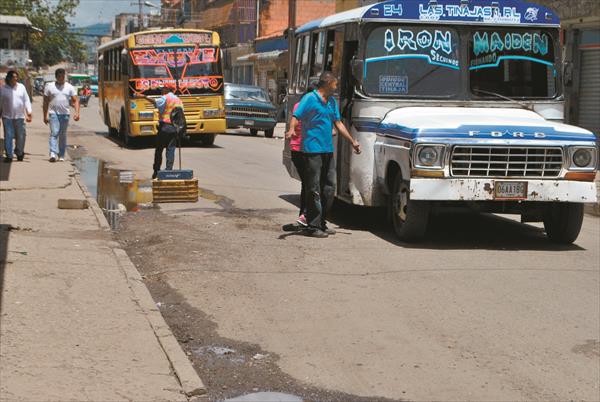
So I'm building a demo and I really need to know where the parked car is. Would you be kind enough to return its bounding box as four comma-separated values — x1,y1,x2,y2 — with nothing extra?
225,83,277,138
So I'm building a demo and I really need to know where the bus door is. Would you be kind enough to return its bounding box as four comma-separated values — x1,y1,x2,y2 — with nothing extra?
336,27,359,200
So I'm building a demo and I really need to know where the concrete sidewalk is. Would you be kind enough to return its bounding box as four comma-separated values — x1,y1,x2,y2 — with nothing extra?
0,112,203,400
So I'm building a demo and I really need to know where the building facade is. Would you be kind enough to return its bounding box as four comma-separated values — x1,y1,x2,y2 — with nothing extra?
245,0,336,108
0,15,32,69
535,0,600,136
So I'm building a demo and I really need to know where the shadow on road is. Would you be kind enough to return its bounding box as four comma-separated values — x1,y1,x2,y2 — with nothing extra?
279,194,584,252
0,224,9,312
91,131,224,150
0,139,11,181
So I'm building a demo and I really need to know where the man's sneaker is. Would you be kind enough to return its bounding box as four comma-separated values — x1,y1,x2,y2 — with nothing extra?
16,154,24,161
296,214,308,227
58,157,65,162
305,228,328,238
3,157,12,163
49,153,56,162
322,225,336,235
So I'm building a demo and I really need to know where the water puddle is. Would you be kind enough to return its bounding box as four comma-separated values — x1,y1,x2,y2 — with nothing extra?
69,145,233,228
224,392,303,402
70,149,153,229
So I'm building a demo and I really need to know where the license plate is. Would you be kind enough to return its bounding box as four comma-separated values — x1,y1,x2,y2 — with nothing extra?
494,181,528,200
245,120,254,126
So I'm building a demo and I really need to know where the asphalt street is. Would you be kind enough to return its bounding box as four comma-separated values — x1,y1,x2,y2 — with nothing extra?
67,97,599,401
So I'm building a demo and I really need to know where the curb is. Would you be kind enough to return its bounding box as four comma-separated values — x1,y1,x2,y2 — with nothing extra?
71,165,206,398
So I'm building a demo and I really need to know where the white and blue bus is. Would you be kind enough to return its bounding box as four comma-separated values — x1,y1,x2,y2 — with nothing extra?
283,0,598,243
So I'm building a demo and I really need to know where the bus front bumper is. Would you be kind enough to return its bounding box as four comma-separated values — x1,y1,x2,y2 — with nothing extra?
409,178,597,203
130,118,226,137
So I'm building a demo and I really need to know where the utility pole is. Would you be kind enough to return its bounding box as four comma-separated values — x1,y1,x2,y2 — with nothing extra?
256,0,260,38
130,0,144,31
288,0,296,30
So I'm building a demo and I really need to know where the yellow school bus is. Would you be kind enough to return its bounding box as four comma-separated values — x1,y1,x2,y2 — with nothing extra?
98,29,226,146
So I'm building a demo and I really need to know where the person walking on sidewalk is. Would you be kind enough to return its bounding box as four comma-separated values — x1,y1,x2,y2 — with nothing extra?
43,68,80,162
143,85,184,179
285,72,361,238
0,70,32,162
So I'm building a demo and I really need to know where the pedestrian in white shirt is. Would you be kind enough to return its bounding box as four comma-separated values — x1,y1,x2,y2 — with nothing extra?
0,70,32,162
43,68,79,162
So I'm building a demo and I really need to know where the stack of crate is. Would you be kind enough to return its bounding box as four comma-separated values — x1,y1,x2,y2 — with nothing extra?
152,170,199,203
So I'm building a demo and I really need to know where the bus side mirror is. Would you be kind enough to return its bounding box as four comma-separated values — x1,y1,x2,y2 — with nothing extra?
351,58,364,81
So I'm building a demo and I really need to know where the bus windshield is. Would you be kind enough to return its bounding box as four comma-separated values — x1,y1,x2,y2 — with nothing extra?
225,85,269,102
363,26,460,97
129,45,223,96
469,28,557,98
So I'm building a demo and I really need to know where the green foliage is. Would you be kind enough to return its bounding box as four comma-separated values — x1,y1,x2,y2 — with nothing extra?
0,0,87,67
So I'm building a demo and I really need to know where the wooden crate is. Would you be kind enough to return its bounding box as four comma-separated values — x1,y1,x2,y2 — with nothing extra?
152,178,199,203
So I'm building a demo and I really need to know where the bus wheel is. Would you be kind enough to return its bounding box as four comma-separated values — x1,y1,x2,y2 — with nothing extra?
200,133,216,147
105,106,117,137
250,129,258,136
388,173,430,242
264,128,274,138
120,114,134,147
543,202,584,244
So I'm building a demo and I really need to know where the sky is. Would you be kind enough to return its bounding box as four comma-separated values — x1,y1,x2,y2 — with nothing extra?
67,0,141,28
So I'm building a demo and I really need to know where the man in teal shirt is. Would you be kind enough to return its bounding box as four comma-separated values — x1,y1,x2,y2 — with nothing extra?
286,72,361,238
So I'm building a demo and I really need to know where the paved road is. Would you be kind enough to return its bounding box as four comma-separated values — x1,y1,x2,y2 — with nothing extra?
70,97,599,401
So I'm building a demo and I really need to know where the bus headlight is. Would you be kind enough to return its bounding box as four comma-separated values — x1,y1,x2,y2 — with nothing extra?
138,111,154,120
569,146,596,170
414,145,445,169
203,108,224,118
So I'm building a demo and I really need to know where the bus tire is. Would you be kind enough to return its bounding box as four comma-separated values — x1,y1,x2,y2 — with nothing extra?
250,129,258,136
120,114,134,148
105,105,118,137
264,128,274,138
543,202,584,244
388,172,430,242
200,133,216,147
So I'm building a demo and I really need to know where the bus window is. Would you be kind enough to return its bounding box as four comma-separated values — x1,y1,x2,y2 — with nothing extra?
121,48,128,77
363,26,460,97
110,49,115,81
298,34,311,92
324,30,336,72
103,52,108,81
310,31,325,80
330,30,344,78
293,36,303,93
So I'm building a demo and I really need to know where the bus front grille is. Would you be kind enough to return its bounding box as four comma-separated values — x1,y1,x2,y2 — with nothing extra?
228,106,271,118
450,146,563,178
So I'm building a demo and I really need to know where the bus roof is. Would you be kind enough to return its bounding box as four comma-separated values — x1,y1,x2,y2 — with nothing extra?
296,0,560,34
98,28,218,52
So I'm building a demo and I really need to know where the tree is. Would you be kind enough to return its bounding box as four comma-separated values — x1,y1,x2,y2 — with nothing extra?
0,0,87,68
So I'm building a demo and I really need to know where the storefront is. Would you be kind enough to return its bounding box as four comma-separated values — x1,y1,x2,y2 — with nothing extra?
238,35,289,111
575,28,600,136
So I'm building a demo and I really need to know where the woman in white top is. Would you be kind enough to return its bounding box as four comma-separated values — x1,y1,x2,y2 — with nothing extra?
0,70,32,162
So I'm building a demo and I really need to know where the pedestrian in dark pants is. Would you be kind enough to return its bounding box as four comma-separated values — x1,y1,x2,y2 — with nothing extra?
286,72,361,238
288,84,317,227
144,85,184,179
